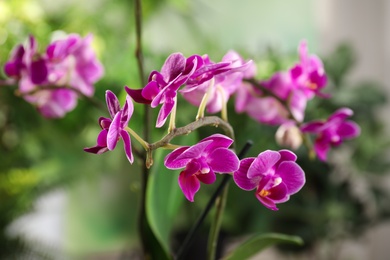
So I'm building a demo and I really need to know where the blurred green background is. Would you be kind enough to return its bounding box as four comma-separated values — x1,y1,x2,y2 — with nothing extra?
1,0,389,259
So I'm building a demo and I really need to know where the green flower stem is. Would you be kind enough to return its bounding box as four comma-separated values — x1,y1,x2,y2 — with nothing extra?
149,116,233,151
196,78,215,120
207,182,229,260
125,126,149,151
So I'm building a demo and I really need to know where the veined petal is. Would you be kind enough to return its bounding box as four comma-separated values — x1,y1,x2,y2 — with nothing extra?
276,161,305,195
106,90,120,118
175,140,213,161
164,146,191,169
121,95,134,126
107,111,122,150
233,158,258,191
155,100,175,128
247,150,281,178
208,147,239,173
121,130,133,164
201,133,234,153
161,52,186,81
178,171,201,202
337,121,360,139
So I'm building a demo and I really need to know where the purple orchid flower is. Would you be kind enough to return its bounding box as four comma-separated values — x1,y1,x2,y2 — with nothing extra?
4,33,103,118
233,150,305,210
181,51,253,114
164,134,239,202
235,73,307,125
289,40,328,99
300,107,360,161
126,53,202,127
84,90,134,164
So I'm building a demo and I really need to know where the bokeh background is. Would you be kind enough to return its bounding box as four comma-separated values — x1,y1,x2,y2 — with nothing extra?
1,0,390,259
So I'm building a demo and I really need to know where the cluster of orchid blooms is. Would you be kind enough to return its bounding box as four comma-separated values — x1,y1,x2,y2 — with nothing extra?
3,33,361,210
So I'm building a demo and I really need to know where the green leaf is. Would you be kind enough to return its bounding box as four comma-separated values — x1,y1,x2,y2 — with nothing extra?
146,132,198,257
223,233,304,260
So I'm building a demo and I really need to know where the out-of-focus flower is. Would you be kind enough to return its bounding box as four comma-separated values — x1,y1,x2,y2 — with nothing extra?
181,51,253,114
235,72,307,125
289,40,328,98
84,90,134,164
233,150,305,210
275,121,303,150
300,107,360,161
164,134,239,202
4,33,104,118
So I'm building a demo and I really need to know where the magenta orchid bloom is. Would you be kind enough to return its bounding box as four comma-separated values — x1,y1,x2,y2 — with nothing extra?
300,107,360,161
84,90,134,164
290,40,328,99
181,51,253,114
164,134,239,202
126,53,202,127
4,33,103,118
233,150,305,210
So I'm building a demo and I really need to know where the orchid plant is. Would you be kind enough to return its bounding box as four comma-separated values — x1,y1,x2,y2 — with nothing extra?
1,1,361,259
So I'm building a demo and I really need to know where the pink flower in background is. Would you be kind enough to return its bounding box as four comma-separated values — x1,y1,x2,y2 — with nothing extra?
235,73,307,125
300,107,360,161
233,150,305,210
181,51,253,114
290,40,328,98
164,134,239,202
3,33,103,118
84,90,134,164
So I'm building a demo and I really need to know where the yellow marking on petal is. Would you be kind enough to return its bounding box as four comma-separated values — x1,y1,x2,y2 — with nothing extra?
259,189,270,197
306,81,318,90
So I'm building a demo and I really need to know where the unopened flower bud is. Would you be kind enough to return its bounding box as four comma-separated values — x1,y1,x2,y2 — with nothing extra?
275,122,302,150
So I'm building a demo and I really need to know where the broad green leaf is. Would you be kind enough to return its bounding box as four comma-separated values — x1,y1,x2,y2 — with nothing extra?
223,233,303,260
146,133,197,257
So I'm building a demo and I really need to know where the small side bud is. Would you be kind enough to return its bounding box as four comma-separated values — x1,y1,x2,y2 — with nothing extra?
275,122,302,150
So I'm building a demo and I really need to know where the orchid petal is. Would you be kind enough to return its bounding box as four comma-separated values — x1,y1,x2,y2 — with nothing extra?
107,111,121,150
121,130,133,164
267,182,288,201
337,121,361,139
276,161,305,195
125,86,151,104
164,146,191,169
178,171,200,202
256,194,278,211
208,147,239,173
247,150,281,178
197,170,216,184
233,158,258,191
106,90,120,118
175,140,213,161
